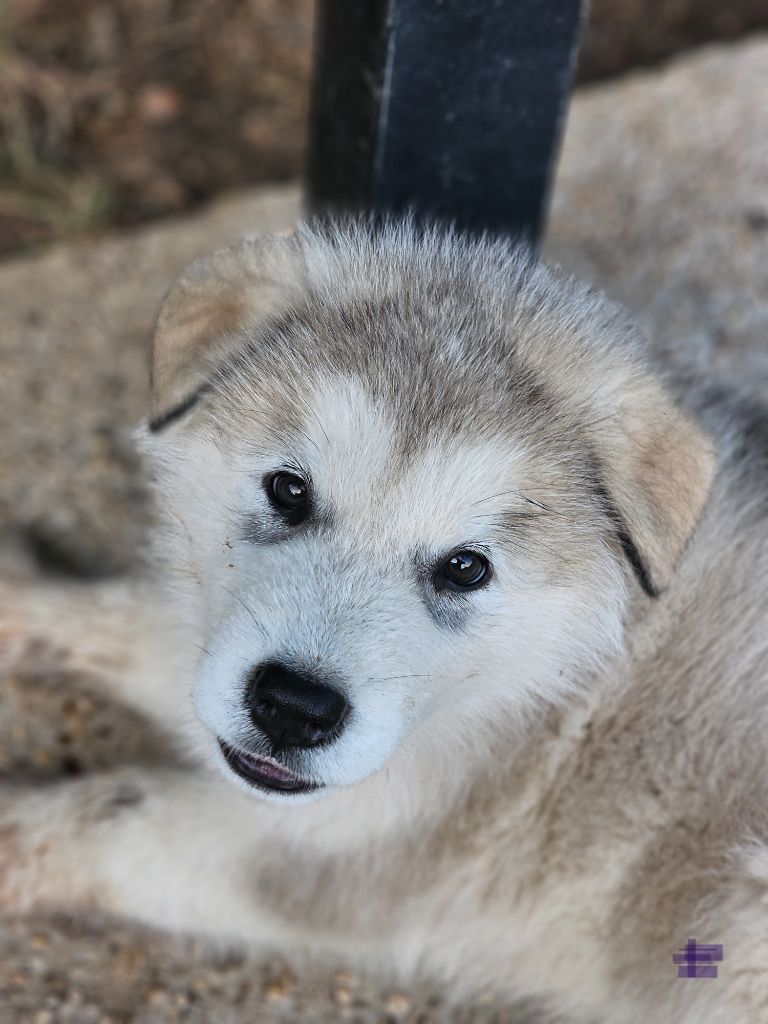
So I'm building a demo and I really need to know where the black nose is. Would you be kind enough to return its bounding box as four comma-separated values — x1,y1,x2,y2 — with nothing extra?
246,662,349,749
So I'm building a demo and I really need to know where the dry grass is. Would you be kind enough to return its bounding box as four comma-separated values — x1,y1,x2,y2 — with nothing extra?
0,0,312,256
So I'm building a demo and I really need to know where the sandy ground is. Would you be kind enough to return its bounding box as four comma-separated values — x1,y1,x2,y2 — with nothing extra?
0,37,766,1024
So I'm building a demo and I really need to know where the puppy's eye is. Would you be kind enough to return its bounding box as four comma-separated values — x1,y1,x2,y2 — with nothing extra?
436,550,490,591
266,472,310,522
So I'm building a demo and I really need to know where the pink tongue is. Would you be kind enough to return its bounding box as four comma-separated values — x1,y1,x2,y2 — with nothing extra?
249,755,299,784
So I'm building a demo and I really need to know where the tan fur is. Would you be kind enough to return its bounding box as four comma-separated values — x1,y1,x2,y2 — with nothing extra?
1,222,766,1023
150,234,304,426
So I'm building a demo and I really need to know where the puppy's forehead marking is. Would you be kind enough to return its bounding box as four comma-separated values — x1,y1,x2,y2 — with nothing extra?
297,375,526,550
303,376,397,495
390,437,527,546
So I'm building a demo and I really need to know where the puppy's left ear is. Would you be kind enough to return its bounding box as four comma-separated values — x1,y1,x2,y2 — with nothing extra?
148,234,304,431
594,379,716,597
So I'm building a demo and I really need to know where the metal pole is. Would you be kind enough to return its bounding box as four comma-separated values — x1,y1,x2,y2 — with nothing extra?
307,0,585,243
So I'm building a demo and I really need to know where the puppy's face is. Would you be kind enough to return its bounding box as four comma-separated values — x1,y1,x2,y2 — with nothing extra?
143,224,715,803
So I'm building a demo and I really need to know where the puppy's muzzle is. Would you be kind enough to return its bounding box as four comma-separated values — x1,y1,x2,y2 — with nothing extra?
246,661,350,749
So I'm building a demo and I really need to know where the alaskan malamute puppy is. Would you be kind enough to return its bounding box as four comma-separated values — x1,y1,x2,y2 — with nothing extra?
2,222,767,1023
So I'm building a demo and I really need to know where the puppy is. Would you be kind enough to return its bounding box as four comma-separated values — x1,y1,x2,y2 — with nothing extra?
2,220,767,1023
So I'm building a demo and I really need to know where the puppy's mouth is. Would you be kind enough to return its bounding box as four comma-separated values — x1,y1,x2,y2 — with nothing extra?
218,740,319,794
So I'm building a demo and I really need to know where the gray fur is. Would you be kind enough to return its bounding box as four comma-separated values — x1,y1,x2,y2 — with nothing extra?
1,220,765,1024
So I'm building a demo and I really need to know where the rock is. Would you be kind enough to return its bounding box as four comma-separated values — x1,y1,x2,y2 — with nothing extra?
547,38,768,395
580,2,768,81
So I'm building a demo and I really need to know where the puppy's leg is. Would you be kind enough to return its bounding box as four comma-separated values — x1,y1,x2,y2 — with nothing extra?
0,767,275,944
652,847,768,1024
1,575,195,735
716,847,768,1022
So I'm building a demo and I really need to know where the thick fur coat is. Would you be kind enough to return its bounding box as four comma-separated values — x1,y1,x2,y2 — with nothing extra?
2,222,766,1023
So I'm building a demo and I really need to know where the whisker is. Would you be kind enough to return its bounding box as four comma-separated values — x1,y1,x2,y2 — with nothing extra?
304,403,332,448
297,428,323,458
537,541,575,569
221,585,268,640
518,494,566,516
365,673,432,684
271,729,288,758
471,489,567,517
471,511,547,526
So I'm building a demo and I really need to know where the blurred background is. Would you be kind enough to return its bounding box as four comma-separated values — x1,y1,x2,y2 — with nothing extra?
1,3,767,1022
1,0,767,258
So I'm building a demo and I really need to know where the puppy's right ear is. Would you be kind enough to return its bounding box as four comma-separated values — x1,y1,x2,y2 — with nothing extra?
148,234,304,432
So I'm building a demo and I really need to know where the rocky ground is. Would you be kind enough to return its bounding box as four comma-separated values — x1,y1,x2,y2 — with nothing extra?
0,37,766,1024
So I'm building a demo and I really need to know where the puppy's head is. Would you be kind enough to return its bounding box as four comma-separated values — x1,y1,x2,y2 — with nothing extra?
141,221,715,803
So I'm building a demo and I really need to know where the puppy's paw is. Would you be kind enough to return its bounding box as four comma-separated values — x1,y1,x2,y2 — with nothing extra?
0,773,149,918
0,784,36,913
0,781,83,916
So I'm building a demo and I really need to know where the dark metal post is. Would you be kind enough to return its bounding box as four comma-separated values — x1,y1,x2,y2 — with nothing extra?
307,0,585,243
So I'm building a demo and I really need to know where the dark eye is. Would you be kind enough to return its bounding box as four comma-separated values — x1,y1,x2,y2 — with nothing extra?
436,550,490,591
266,472,310,523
